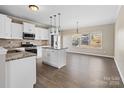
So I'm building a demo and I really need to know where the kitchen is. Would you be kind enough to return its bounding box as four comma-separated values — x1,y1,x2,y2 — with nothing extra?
0,5,124,88
0,5,67,88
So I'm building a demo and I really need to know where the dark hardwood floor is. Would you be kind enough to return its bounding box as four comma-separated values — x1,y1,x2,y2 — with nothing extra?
35,53,124,88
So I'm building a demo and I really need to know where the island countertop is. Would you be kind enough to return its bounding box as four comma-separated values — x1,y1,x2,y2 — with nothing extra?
42,46,68,50
6,51,36,62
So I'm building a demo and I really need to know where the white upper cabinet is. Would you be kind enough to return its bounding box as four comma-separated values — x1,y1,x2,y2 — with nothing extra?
35,27,49,40
0,14,12,39
0,13,49,40
0,14,5,38
23,22,35,34
11,23,23,39
35,27,40,40
5,17,12,39
42,28,49,40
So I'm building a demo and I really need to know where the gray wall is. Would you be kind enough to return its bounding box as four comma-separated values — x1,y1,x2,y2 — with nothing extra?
114,6,124,83
62,24,114,57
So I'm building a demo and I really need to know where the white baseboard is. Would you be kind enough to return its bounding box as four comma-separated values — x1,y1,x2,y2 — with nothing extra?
67,51,114,58
114,57,124,84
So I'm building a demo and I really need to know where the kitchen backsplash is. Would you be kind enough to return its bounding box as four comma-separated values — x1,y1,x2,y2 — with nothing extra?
0,39,49,48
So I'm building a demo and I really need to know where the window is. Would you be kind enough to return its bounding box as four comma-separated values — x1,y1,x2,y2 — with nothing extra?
90,32,102,48
72,32,102,49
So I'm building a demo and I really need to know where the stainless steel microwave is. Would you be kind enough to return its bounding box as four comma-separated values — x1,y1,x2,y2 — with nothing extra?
23,32,35,40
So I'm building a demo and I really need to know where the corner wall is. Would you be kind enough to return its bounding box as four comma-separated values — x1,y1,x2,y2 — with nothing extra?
114,6,124,83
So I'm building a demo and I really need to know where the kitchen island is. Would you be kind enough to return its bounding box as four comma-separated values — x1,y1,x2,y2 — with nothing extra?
42,47,67,69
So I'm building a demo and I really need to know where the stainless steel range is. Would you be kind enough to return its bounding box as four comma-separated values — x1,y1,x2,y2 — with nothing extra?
25,47,37,54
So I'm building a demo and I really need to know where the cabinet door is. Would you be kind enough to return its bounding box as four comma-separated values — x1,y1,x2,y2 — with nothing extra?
42,49,50,63
23,22,35,34
0,14,5,38
41,28,49,40
35,27,49,40
5,17,12,39
35,27,38,40
37,46,42,58
0,14,11,39
49,50,58,67
11,23,23,39
6,56,36,88
42,49,46,62
35,27,40,40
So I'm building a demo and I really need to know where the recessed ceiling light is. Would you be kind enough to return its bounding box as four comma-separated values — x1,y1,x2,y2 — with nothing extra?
29,5,39,11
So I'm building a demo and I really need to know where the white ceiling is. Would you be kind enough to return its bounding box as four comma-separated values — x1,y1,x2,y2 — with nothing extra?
0,5,120,30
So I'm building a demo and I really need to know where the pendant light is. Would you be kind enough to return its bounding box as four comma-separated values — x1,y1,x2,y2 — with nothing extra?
50,16,52,33
53,15,57,33
58,13,61,32
76,21,79,34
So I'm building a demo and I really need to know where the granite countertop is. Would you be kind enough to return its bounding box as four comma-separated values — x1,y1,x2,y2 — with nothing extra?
6,51,36,62
42,46,68,50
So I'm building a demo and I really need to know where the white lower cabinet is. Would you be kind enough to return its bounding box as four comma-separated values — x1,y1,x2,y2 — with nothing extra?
42,48,66,68
5,56,36,88
48,50,58,67
42,48,48,63
37,46,42,58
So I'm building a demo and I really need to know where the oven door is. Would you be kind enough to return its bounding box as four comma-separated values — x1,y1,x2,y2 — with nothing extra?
25,49,37,54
